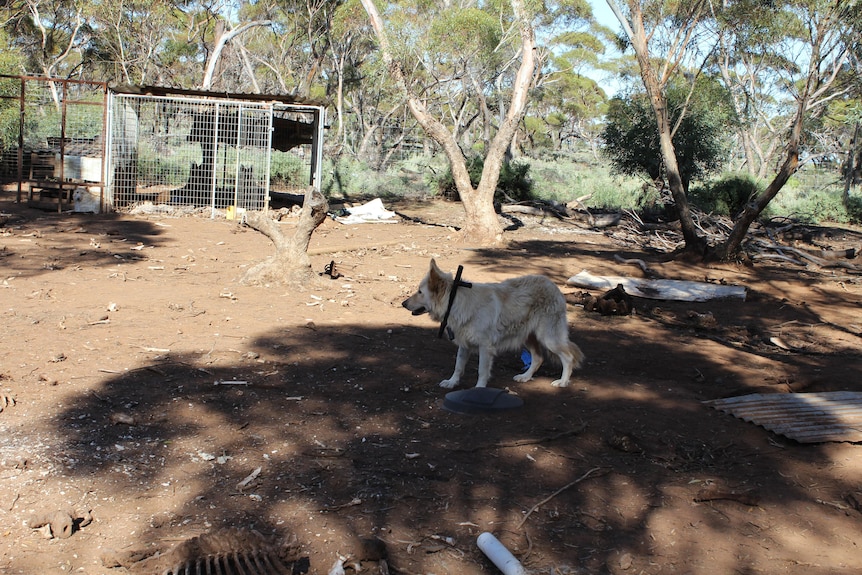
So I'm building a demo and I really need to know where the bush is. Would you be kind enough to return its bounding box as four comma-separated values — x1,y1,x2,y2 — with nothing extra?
527,154,645,208
763,186,852,224
270,151,306,187
321,156,437,199
689,173,762,217
435,156,533,202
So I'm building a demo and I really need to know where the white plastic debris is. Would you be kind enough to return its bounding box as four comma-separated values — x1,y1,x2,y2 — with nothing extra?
477,532,527,575
335,198,398,224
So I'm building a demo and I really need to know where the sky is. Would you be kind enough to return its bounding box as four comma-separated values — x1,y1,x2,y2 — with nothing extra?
586,0,625,96
588,0,618,31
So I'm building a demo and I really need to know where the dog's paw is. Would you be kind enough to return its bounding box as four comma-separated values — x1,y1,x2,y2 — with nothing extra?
551,379,570,388
439,379,459,389
513,373,532,383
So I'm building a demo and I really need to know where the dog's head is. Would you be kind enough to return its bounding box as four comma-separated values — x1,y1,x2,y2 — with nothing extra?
402,259,451,319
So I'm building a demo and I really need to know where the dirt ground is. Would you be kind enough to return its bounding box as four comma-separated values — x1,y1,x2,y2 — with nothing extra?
1,188,861,575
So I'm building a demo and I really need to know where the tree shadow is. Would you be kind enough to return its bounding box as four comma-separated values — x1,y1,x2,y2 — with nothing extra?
1,199,171,280
41,308,861,574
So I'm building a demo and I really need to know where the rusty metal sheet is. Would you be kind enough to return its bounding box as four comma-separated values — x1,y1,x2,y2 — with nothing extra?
703,392,862,443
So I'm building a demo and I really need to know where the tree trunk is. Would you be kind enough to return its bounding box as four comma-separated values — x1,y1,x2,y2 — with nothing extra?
240,186,329,286
201,21,273,90
715,77,808,260
844,122,860,206
714,10,846,260
623,1,704,254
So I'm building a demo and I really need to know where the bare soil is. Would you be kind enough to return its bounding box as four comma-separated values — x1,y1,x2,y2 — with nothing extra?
1,190,861,575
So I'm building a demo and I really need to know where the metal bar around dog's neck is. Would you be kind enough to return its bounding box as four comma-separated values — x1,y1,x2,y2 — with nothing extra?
438,265,473,339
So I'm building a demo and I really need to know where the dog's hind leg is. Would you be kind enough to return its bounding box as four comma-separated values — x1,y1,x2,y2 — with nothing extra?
440,345,471,389
513,334,544,383
548,341,585,388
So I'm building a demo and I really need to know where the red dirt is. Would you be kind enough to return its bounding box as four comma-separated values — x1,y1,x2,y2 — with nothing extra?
1,190,861,575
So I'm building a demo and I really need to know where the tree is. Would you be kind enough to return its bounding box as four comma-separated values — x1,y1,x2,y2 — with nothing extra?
607,0,857,259
201,20,273,91
714,0,857,258
358,0,539,244
602,76,734,195
241,186,329,285
2,0,93,106
606,0,716,254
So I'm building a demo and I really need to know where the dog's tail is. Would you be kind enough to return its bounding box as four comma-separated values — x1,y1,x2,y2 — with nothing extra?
569,341,585,369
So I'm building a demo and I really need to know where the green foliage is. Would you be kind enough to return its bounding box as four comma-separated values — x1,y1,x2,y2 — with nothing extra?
270,151,307,187
601,76,735,191
527,153,644,208
523,116,554,151
689,173,762,217
321,156,440,199
762,172,854,224
846,196,862,224
435,156,534,202
429,8,501,64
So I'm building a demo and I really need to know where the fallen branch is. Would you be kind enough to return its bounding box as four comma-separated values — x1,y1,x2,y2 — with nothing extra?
754,241,860,271
568,270,747,301
517,467,605,529
613,254,652,275
694,487,760,507
566,196,595,226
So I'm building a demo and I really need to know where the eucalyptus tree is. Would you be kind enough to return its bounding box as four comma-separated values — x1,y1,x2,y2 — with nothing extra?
232,0,341,98
529,64,607,156
85,0,199,87
714,0,858,258
359,0,539,244
327,0,379,150
606,0,858,258
528,0,609,157
1,0,93,81
602,76,734,195
605,0,717,254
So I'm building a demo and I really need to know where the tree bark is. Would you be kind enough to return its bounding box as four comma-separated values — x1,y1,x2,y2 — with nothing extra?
240,187,329,286
844,122,860,206
201,21,273,91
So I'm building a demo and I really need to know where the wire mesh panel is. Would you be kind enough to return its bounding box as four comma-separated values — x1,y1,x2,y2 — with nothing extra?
0,76,107,211
108,94,274,213
269,106,317,195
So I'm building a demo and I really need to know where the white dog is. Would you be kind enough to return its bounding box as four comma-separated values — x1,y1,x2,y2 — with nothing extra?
72,187,100,213
403,259,584,388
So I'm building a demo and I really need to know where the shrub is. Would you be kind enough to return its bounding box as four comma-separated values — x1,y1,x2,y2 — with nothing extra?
270,151,306,187
435,156,534,202
689,173,762,217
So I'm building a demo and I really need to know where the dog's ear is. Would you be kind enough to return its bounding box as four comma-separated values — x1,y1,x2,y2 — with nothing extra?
428,259,448,293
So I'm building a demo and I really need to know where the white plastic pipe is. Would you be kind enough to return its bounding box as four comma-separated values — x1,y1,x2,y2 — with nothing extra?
477,532,528,575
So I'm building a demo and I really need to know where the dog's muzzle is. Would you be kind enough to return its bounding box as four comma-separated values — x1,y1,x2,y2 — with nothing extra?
402,299,427,316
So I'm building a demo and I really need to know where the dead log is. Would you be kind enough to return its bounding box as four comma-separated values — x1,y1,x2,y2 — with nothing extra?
820,247,857,260
568,270,746,301
241,186,329,286
500,204,548,216
755,241,860,271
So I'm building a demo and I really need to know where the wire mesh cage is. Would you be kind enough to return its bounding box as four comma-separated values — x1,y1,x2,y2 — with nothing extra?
108,92,321,215
2,77,324,215
0,75,107,212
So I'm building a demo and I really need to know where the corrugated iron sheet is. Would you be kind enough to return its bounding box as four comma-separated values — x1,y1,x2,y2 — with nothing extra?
703,392,862,444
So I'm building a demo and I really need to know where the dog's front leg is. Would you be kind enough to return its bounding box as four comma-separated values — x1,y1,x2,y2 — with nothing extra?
440,346,470,389
475,348,495,388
